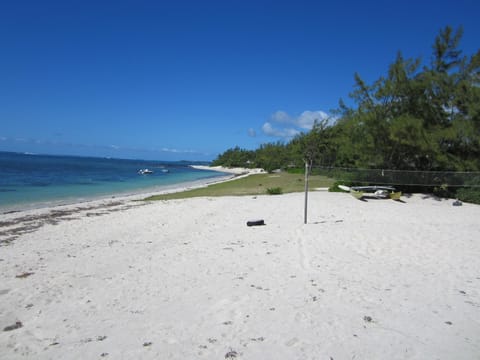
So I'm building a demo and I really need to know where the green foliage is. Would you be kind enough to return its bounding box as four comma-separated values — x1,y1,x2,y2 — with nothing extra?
453,175,480,203
432,184,454,198
211,146,255,168
212,26,480,184
266,187,283,195
456,187,480,204
286,167,305,174
255,142,290,172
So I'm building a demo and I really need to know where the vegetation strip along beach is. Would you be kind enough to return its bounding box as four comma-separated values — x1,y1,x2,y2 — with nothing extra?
145,172,334,200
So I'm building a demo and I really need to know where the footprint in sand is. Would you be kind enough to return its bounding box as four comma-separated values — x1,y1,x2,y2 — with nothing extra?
295,229,310,271
285,337,299,347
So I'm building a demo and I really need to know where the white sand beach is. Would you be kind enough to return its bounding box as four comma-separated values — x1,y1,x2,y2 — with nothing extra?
1,191,480,359
190,165,265,177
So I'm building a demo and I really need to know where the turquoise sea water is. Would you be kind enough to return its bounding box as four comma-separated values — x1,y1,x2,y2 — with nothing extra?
0,152,226,211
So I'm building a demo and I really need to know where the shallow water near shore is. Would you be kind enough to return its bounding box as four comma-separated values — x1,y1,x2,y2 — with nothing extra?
0,151,225,211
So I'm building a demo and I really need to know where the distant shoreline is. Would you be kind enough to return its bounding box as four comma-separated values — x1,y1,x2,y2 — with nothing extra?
189,165,265,177
0,153,248,214
0,166,264,215
0,174,228,214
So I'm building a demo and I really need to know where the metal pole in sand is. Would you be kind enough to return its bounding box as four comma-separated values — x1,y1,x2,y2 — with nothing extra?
304,160,309,224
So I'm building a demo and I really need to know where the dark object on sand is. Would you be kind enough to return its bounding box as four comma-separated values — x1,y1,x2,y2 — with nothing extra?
247,219,265,226
3,321,23,332
225,350,238,359
15,272,34,278
452,199,462,206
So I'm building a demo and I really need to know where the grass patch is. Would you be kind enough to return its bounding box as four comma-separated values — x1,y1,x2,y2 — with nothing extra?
145,172,334,201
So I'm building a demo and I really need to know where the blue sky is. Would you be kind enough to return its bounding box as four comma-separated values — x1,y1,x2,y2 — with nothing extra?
1,0,479,161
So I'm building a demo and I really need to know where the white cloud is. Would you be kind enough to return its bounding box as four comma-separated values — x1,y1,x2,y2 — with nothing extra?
262,122,300,138
271,110,292,124
296,110,329,129
248,128,256,137
262,110,331,138
160,147,197,154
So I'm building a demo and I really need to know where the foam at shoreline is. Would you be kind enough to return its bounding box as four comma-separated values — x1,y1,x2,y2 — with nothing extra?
0,169,237,214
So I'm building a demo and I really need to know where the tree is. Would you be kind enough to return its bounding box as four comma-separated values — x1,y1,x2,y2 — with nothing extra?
335,26,480,171
213,26,480,173
211,146,255,168
254,142,289,172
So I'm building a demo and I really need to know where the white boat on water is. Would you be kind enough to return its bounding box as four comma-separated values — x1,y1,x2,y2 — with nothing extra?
138,168,154,175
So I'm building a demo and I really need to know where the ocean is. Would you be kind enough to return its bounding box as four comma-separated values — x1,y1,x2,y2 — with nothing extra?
0,151,226,211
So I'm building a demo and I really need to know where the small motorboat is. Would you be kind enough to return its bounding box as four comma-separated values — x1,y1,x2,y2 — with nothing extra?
138,168,154,175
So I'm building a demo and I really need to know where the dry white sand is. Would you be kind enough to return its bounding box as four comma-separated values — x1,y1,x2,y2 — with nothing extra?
1,191,480,359
190,165,265,175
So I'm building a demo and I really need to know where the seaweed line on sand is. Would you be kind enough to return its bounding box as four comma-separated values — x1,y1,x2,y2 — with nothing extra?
0,201,145,246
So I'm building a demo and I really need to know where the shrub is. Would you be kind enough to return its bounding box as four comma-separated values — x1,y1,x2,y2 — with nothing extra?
455,187,480,204
266,187,283,195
